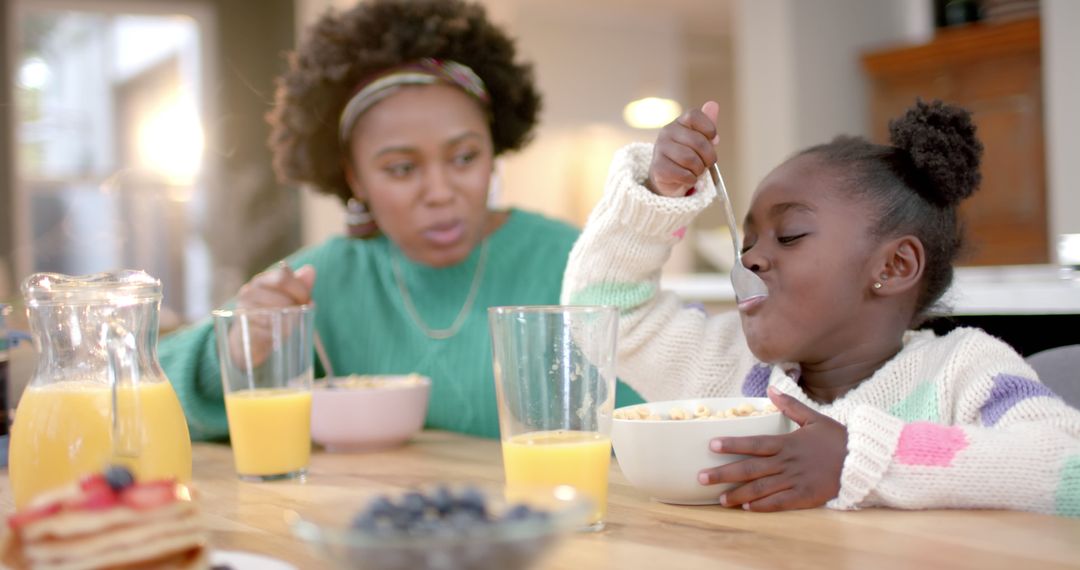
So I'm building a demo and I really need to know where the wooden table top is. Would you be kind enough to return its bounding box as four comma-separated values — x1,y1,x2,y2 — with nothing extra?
3,431,1079,569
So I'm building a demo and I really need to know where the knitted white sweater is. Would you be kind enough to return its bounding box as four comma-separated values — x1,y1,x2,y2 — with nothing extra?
561,143,1080,516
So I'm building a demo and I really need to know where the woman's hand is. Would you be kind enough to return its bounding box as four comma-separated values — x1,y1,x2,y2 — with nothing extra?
236,263,316,311
227,263,316,367
647,101,721,197
697,386,849,512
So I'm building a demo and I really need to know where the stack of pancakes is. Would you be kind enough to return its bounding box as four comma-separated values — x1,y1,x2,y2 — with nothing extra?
1,476,207,570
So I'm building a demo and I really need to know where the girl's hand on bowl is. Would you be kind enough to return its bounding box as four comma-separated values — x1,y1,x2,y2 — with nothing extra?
697,387,848,512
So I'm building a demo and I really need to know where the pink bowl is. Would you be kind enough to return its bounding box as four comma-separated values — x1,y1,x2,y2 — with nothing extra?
310,375,431,452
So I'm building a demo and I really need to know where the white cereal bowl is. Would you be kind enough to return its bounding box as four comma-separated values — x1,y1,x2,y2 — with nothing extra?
310,375,431,452
611,397,794,505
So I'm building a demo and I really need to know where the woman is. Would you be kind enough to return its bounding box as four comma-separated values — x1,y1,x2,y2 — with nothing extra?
159,0,644,441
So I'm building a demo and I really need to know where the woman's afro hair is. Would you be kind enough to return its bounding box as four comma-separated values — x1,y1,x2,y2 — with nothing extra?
266,0,542,202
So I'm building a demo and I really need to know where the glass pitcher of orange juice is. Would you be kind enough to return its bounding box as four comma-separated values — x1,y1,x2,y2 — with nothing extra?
8,270,192,508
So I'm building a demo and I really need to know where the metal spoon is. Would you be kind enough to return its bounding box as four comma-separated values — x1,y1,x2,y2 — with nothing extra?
312,332,336,386
709,164,769,305
276,262,337,387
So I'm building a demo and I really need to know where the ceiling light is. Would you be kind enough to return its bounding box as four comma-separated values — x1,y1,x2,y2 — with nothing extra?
622,97,682,129
17,57,51,90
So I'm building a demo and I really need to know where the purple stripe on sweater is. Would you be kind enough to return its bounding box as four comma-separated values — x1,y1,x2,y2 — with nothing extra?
742,364,771,397
684,302,707,314
980,373,1058,427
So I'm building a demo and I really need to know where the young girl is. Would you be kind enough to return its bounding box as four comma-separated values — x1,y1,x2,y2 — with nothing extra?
562,99,1080,516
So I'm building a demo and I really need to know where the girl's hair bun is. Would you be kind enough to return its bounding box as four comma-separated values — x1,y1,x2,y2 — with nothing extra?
888,98,984,206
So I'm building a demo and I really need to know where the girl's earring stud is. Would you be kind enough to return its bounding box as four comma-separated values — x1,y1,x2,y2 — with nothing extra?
873,282,883,290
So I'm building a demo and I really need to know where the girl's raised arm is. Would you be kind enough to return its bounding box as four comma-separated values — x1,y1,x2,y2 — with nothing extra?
561,143,757,402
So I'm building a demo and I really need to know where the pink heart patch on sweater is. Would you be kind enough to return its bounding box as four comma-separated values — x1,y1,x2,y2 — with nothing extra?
894,422,968,467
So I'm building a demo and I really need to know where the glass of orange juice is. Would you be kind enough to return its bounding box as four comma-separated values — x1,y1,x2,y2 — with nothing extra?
213,305,314,481
489,305,618,531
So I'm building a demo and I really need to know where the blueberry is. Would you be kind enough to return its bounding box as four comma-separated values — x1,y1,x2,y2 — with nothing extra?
389,507,413,531
365,495,395,518
502,504,534,522
401,492,427,519
431,486,454,515
351,512,379,533
455,487,488,519
103,465,135,492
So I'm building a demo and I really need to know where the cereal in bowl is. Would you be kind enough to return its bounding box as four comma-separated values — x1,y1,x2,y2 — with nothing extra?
614,402,778,421
331,374,427,390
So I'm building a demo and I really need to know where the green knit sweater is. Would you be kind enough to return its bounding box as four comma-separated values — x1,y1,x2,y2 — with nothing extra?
159,209,644,441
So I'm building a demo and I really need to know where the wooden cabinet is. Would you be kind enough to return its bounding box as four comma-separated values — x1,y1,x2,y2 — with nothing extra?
862,19,1046,266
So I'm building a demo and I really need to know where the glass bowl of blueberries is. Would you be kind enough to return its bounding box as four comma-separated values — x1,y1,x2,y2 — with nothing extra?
288,484,592,570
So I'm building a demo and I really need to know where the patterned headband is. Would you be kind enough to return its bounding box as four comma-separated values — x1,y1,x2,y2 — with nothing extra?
338,58,491,146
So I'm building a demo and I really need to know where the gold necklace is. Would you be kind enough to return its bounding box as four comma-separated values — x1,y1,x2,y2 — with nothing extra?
391,240,490,340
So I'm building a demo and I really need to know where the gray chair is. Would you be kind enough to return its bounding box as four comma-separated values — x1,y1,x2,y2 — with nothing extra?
1026,345,1080,410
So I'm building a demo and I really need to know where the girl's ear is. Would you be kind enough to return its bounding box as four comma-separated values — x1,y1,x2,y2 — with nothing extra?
871,235,925,297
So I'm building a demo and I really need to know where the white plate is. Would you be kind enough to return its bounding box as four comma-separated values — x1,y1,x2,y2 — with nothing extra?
210,550,297,570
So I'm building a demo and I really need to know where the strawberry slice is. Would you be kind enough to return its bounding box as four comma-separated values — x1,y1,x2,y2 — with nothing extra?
73,485,120,511
7,502,62,531
61,472,120,511
79,474,111,495
71,474,119,510
120,481,177,510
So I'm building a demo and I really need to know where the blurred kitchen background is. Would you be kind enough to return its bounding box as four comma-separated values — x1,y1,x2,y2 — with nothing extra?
1,0,1077,344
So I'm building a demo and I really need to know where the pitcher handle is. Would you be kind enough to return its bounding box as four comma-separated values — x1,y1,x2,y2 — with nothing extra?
104,320,141,459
